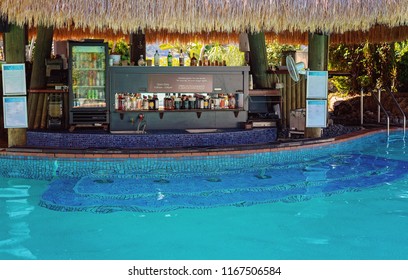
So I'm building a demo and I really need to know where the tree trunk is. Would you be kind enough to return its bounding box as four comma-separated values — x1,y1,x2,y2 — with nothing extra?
28,25,53,129
247,32,273,89
4,24,26,147
305,32,329,138
30,25,53,88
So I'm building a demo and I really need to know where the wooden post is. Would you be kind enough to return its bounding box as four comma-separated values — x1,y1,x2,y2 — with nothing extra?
305,32,329,138
247,32,272,89
30,26,53,89
4,24,26,147
29,25,53,129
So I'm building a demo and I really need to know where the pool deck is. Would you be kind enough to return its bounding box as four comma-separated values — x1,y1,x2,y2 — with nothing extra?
0,127,390,159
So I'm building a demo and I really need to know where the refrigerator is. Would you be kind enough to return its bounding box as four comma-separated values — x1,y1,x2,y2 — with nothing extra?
68,40,109,130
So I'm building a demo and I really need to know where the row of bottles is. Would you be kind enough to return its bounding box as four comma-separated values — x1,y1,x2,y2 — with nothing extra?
73,70,105,87
114,92,239,111
73,89,106,107
73,52,105,69
136,49,227,67
115,93,159,111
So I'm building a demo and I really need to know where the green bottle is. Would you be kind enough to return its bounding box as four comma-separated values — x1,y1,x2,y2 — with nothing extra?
167,51,172,66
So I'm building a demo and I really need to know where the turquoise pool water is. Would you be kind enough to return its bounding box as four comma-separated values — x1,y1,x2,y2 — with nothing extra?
1,130,408,260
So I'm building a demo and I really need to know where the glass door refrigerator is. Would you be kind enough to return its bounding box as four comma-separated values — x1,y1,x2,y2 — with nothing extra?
68,40,109,131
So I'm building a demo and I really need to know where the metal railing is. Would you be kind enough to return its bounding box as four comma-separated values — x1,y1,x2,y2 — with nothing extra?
360,88,390,136
360,87,406,137
383,88,406,137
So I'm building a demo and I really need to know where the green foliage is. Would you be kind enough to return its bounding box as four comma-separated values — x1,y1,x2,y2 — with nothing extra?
108,39,130,61
328,42,406,94
158,42,244,66
266,40,299,67
397,51,408,91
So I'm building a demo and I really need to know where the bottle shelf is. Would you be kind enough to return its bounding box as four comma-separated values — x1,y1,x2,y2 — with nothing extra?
115,109,244,120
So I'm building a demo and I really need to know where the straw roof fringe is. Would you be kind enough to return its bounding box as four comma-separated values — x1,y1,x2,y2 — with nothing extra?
28,24,408,46
3,0,408,36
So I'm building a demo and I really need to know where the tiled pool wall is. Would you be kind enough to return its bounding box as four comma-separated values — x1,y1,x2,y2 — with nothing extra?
0,130,392,181
26,128,277,149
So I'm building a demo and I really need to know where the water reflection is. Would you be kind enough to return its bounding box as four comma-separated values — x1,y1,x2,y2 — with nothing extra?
0,180,36,259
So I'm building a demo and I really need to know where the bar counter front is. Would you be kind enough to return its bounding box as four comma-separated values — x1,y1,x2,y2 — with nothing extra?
108,66,249,132
26,66,278,150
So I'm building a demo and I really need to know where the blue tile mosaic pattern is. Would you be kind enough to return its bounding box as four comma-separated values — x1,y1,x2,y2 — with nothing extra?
26,128,277,149
0,130,394,182
2,130,408,213
39,153,408,213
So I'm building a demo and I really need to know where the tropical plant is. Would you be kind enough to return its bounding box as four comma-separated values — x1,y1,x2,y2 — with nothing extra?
266,40,299,67
108,39,130,61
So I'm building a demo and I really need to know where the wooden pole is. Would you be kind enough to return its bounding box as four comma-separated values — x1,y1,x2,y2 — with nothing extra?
247,32,271,89
29,26,53,129
4,24,26,147
305,32,329,138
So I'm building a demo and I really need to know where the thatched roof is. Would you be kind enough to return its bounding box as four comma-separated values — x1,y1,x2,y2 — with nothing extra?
3,0,408,44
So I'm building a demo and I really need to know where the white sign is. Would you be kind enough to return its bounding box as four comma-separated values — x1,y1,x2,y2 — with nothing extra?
307,71,328,99
2,63,27,95
306,99,327,128
3,96,28,128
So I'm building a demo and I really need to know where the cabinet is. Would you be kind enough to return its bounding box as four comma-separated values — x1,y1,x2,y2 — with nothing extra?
248,89,282,127
107,66,250,132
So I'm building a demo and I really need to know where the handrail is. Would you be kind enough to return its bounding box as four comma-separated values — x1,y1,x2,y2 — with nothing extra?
382,88,406,137
370,89,390,137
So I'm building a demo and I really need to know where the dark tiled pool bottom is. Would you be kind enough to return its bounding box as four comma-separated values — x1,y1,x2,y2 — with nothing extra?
26,128,277,149
39,153,408,213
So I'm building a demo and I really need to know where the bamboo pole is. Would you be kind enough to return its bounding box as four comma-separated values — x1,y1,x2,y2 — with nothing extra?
296,76,301,108
40,93,48,129
28,93,38,129
301,77,306,108
285,74,291,128
291,79,296,110
33,93,44,129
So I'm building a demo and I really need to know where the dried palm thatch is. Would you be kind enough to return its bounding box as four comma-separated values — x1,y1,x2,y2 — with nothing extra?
2,0,408,37
26,24,408,46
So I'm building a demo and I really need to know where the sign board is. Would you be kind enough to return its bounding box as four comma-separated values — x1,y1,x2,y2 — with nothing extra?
306,99,327,128
1,63,27,95
148,74,213,93
3,96,28,128
306,71,328,99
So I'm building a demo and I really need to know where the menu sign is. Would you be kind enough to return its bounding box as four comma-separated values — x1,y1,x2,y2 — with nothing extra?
148,74,213,93
2,63,27,95
306,71,328,99
306,99,327,128
3,96,28,128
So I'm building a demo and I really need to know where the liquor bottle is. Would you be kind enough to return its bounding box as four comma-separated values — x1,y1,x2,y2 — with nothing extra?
154,50,160,66
153,94,159,110
167,51,173,66
138,55,146,66
203,53,209,66
190,53,197,66
179,49,184,66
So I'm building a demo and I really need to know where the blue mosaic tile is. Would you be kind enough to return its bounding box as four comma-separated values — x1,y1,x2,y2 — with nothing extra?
38,153,408,213
26,129,277,149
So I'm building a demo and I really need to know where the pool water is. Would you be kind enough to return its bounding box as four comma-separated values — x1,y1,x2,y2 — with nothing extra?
1,131,408,260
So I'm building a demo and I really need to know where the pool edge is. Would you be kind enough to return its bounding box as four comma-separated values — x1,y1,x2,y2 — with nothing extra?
0,127,392,159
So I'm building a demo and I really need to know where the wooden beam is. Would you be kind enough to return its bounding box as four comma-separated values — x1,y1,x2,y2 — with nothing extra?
4,24,26,147
305,32,329,138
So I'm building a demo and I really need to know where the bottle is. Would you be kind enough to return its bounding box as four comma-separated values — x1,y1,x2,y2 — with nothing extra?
114,93,119,110
167,51,173,66
179,49,184,66
190,53,197,66
154,50,160,66
138,55,146,66
203,53,209,66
